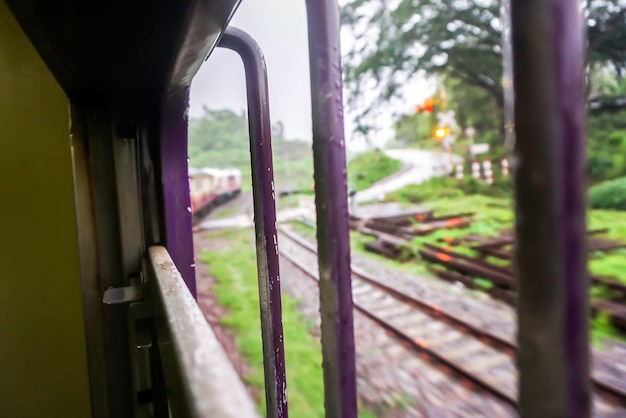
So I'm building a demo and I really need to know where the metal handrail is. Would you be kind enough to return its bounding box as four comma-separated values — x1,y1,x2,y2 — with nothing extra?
218,27,288,418
147,246,260,418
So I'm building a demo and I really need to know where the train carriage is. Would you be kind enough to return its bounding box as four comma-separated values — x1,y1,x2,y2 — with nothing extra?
189,167,217,216
189,167,242,218
218,168,243,201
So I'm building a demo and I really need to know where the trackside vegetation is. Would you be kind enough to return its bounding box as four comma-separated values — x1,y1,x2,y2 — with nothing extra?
589,176,626,210
376,177,626,343
200,228,375,417
348,150,402,191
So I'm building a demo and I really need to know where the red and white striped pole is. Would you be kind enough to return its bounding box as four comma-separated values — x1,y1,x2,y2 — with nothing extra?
472,160,481,180
501,157,510,177
482,159,493,185
455,163,464,180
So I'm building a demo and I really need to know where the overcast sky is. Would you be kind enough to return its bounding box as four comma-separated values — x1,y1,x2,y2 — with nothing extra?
189,0,431,151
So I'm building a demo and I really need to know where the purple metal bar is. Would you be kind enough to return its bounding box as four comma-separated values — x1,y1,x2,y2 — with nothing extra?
219,28,288,418
304,1,358,416
160,86,196,297
500,0,515,152
509,0,589,416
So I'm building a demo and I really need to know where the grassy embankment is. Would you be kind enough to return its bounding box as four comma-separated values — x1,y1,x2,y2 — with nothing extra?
347,150,403,191
381,177,626,343
273,149,404,214
294,149,626,342
201,228,375,417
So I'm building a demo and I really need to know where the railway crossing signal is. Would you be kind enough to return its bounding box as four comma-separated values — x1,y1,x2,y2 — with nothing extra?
415,98,440,114
501,158,510,177
433,126,449,140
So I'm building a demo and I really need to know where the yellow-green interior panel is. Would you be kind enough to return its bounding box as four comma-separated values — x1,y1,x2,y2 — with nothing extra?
0,1,92,416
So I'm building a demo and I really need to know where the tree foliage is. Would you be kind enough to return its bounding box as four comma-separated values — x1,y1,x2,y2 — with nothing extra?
589,176,626,209
588,0,626,76
392,112,437,146
341,0,626,135
342,0,503,126
188,107,250,169
188,107,314,190
587,110,626,182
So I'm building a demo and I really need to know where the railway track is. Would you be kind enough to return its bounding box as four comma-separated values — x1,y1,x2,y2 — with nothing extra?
279,227,626,414
353,211,626,349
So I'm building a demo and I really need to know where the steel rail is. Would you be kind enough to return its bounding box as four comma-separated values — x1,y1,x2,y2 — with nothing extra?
281,228,515,351
422,243,514,275
282,227,626,407
418,247,515,288
417,245,626,404
278,243,518,408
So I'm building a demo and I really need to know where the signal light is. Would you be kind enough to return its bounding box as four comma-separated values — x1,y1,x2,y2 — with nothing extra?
424,99,434,113
415,97,439,114
434,127,447,139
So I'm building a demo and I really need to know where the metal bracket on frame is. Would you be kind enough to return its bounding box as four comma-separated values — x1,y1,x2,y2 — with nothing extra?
102,274,144,304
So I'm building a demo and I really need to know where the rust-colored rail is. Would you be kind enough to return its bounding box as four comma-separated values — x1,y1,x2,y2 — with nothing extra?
280,227,626,408
279,232,517,408
418,246,515,288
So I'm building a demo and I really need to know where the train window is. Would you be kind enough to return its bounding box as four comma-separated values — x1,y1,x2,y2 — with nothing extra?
184,0,626,417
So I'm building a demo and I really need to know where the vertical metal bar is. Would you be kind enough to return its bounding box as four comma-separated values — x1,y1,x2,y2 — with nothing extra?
304,1,358,416
510,0,590,416
219,27,288,418
160,87,197,297
500,0,515,152
86,111,134,416
69,105,111,418
112,132,145,278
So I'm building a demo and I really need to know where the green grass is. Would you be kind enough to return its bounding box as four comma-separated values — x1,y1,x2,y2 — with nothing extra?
386,176,513,203
291,220,317,238
589,251,626,285
589,176,626,210
214,207,238,219
350,230,432,277
273,157,315,192
276,194,302,211
419,195,626,343
408,195,514,254
201,228,374,417
586,210,626,284
591,312,626,345
348,151,402,191
291,186,626,344
588,209,626,241
357,183,626,342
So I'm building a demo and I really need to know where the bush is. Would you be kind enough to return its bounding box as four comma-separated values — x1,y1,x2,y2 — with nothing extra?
589,177,626,210
387,173,512,204
466,176,513,198
387,177,465,203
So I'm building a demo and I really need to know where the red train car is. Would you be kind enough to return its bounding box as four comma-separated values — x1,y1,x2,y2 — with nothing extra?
189,167,242,217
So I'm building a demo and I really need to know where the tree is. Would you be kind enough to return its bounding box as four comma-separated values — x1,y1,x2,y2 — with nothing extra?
188,107,314,189
443,75,503,154
342,0,503,134
588,1,626,75
188,107,250,169
341,0,626,135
